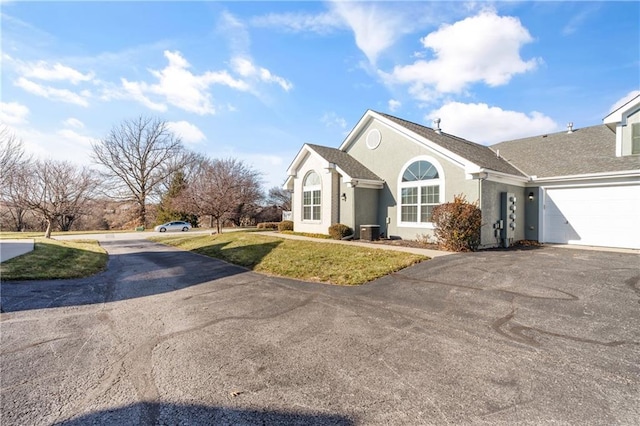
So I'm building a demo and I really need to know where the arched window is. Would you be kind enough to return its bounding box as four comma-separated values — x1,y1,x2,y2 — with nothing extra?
302,171,321,221
399,159,443,225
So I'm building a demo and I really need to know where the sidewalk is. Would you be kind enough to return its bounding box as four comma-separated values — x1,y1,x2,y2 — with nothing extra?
0,239,35,263
254,231,453,258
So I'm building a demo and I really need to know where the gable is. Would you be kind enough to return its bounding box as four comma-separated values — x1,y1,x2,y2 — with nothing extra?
285,143,383,189
339,110,526,178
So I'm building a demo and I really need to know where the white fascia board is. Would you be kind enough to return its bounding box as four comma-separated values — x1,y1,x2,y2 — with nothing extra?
531,169,640,184
286,144,334,177
475,168,529,187
338,110,375,151
286,144,312,176
333,164,384,188
603,94,640,124
283,176,294,191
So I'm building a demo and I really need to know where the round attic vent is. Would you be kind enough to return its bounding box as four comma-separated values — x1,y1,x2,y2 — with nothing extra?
366,128,381,150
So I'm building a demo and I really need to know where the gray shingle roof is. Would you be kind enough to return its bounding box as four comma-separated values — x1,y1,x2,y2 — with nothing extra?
306,143,382,181
376,112,526,177
491,125,640,178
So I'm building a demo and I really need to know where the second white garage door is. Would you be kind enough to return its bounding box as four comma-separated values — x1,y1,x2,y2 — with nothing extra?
543,184,640,249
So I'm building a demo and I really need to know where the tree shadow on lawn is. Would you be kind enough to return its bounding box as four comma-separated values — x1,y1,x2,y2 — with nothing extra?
0,239,282,313
191,238,282,269
53,402,355,426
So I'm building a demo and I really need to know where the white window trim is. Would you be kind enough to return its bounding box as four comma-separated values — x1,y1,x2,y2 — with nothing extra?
302,170,322,223
397,156,445,229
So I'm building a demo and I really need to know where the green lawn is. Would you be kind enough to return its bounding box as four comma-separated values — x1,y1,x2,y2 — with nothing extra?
0,239,108,281
150,232,428,285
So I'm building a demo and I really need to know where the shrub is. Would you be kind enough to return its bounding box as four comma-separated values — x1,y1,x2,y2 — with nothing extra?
257,222,280,230
328,223,353,240
278,220,294,232
431,194,482,252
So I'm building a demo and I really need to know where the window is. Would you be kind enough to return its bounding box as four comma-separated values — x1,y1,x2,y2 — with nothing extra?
302,171,321,221
399,159,442,226
632,123,640,155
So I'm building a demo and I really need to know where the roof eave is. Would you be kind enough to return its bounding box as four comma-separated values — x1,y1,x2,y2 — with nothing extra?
532,169,640,183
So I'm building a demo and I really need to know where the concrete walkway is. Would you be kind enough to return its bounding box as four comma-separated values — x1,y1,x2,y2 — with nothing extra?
254,231,452,258
0,239,35,263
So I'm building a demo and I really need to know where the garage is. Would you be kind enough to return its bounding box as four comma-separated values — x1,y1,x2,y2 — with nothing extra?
542,184,640,249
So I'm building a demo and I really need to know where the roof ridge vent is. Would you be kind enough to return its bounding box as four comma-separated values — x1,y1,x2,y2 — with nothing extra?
567,122,574,133
433,118,441,134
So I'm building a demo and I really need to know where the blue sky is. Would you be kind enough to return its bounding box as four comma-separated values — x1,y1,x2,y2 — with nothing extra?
1,1,638,191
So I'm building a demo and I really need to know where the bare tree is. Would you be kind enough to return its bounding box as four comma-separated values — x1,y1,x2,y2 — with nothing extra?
0,125,32,231
92,116,185,228
0,125,28,187
176,158,263,233
266,186,292,211
14,160,99,238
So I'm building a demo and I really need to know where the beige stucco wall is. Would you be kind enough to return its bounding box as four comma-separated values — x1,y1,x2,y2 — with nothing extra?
344,118,479,240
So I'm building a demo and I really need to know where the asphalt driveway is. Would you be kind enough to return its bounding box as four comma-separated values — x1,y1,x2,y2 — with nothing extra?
1,238,638,425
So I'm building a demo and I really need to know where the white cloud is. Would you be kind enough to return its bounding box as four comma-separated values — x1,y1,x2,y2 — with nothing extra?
166,121,206,144
62,117,84,129
21,61,94,84
321,112,347,129
56,128,97,148
15,77,90,107
330,2,407,65
427,102,558,144
120,78,168,112
10,126,96,165
218,10,251,54
388,99,401,112
0,101,30,125
230,57,293,92
608,90,640,113
121,50,250,115
385,11,540,98
562,5,598,36
250,11,343,34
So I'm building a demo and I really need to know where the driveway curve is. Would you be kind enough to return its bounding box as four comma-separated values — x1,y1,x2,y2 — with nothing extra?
1,238,639,425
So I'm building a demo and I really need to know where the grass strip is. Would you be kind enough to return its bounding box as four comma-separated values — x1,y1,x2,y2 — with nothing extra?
150,232,427,286
1,239,108,281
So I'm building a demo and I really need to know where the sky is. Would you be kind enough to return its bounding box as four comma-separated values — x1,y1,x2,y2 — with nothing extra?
1,1,639,191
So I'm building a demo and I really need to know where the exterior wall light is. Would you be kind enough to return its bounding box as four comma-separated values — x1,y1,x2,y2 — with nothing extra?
528,191,534,201
341,193,347,201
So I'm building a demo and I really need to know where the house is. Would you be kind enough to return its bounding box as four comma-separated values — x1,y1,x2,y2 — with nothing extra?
284,96,640,249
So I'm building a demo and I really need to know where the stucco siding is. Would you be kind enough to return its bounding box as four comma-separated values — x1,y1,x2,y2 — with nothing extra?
345,118,479,240
480,181,526,247
354,188,379,238
292,153,334,235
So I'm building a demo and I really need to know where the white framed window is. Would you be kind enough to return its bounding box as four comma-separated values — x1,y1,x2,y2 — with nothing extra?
302,171,321,221
398,157,443,227
632,123,640,155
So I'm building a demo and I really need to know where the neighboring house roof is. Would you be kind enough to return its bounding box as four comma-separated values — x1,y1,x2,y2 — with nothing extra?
491,124,640,178
305,144,382,181
375,112,526,177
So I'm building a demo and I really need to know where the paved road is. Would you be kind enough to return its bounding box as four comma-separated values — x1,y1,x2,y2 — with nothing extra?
1,238,639,425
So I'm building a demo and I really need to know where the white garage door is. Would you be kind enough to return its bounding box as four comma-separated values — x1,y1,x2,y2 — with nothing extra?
543,184,640,249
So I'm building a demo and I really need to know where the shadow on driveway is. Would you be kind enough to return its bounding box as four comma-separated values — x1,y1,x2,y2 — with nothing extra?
53,402,354,425
0,238,280,313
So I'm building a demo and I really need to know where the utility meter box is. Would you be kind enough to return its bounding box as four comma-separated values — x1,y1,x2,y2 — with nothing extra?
500,192,516,244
